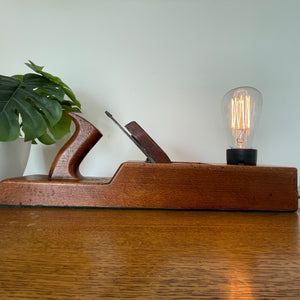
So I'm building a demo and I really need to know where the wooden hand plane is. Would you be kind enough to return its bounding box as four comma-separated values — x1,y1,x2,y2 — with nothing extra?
0,112,298,211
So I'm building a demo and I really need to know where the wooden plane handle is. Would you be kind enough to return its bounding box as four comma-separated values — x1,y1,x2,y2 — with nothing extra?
125,121,171,163
48,112,102,180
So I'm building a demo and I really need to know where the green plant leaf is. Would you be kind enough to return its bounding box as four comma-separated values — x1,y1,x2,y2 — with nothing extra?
0,61,81,145
37,131,56,145
0,110,20,141
0,75,62,141
48,113,72,140
26,61,81,109
21,73,65,101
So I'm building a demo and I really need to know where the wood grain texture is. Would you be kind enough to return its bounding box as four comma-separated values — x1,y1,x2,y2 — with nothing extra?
0,162,298,211
0,208,299,299
48,112,102,180
125,121,171,163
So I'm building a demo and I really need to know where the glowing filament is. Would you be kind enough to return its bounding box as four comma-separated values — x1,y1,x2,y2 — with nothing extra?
231,95,251,148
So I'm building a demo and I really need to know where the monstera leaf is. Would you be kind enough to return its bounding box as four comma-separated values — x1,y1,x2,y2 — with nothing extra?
26,60,81,109
0,61,81,144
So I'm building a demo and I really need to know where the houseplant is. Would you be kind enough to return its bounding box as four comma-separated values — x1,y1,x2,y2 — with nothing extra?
0,60,81,144
0,61,81,179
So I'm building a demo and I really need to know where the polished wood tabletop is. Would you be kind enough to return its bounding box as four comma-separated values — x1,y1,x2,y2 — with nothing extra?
0,207,299,299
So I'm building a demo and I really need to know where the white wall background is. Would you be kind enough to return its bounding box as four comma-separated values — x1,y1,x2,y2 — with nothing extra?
1,0,300,184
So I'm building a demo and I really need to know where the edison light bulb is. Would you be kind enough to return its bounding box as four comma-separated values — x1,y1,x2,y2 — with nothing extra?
222,87,263,165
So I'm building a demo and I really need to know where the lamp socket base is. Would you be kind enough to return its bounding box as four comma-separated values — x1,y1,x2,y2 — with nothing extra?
226,148,257,166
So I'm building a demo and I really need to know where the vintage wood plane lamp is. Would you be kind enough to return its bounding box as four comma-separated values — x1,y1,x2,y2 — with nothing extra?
0,87,298,211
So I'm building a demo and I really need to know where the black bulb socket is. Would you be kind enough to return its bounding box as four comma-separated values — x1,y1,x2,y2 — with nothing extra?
226,148,257,166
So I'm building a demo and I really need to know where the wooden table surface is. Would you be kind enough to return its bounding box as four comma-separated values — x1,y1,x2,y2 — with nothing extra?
0,207,299,299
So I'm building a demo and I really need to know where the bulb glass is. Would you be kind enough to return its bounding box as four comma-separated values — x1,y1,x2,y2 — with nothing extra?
222,87,262,149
